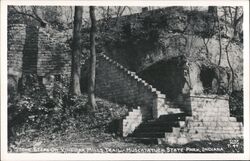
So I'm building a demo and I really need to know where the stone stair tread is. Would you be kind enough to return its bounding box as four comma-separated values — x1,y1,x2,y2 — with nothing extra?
167,108,183,114
129,137,164,139
99,49,244,144
129,137,160,144
130,132,165,138
139,121,180,127
157,113,187,121
134,127,173,133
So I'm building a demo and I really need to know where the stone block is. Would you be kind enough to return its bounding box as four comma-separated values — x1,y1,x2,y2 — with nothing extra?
172,127,181,137
165,136,178,145
177,137,189,145
229,117,237,122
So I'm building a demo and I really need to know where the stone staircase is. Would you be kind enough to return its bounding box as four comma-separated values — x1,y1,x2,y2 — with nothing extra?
96,53,243,145
129,113,187,142
96,53,184,137
123,107,185,138
131,95,244,145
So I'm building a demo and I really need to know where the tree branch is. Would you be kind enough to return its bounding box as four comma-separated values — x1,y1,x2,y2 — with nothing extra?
11,6,47,27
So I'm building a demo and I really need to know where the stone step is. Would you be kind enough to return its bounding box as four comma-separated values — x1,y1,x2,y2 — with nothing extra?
123,118,142,124
176,137,189,145
129,110,140,114
157,113,187,122
165,132,180,138
125,116,142,120
138,121,181,128
205,133,243,140
167,107,183,114
123,115,142,120
192,111,230,117
125,113,141,118
160,135,191,145
130,132,165,138
134,126,173,133
172,127,181,135
186,121,242,128
155,93,166,98
132,137,159,144
187,127,243,134
205,131,244,136
192,107,230,113
164,136,178,145
187,116,237,122
127,112,140,117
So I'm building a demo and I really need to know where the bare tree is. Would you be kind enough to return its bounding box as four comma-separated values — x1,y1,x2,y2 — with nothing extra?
232,7,243,40
225,39,234,92
222,6,243,92
214,7,223,66
9,6,75,30
88,6,97,111
70,6,83,96
202,37,210,59
10,6,47,27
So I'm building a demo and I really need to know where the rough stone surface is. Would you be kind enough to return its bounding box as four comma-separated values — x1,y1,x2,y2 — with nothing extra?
8,24,26,79
8,24,71,92
95,6,242,91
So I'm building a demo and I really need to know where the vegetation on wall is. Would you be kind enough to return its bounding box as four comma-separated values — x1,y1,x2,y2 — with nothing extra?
92,7,243,91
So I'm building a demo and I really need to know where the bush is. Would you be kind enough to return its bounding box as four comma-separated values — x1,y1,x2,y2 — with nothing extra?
8,73,130,144
8,74,69,139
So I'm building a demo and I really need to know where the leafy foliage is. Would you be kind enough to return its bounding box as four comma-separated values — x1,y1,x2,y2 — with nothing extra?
229,90,243,122
8,74,129,147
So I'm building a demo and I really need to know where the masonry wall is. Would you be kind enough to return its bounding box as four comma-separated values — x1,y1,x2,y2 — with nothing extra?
8,24,72,95
8,24,71,77
37,28,71,77
161,94,243,145
184,95,243,141
8,24,27,96
175,94,229,114
8,24,26,78
95,54,168,120
22,26,39,74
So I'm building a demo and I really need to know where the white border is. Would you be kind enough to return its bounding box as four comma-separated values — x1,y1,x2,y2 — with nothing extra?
1,0,249,160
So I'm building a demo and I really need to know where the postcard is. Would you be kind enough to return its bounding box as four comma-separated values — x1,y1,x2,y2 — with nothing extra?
1,0,249,160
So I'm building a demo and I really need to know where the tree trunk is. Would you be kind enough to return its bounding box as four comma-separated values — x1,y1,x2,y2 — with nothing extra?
233,7,239,39
70,6,82,96
88,6,97,111
216,7,222,66
225,39,234,92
